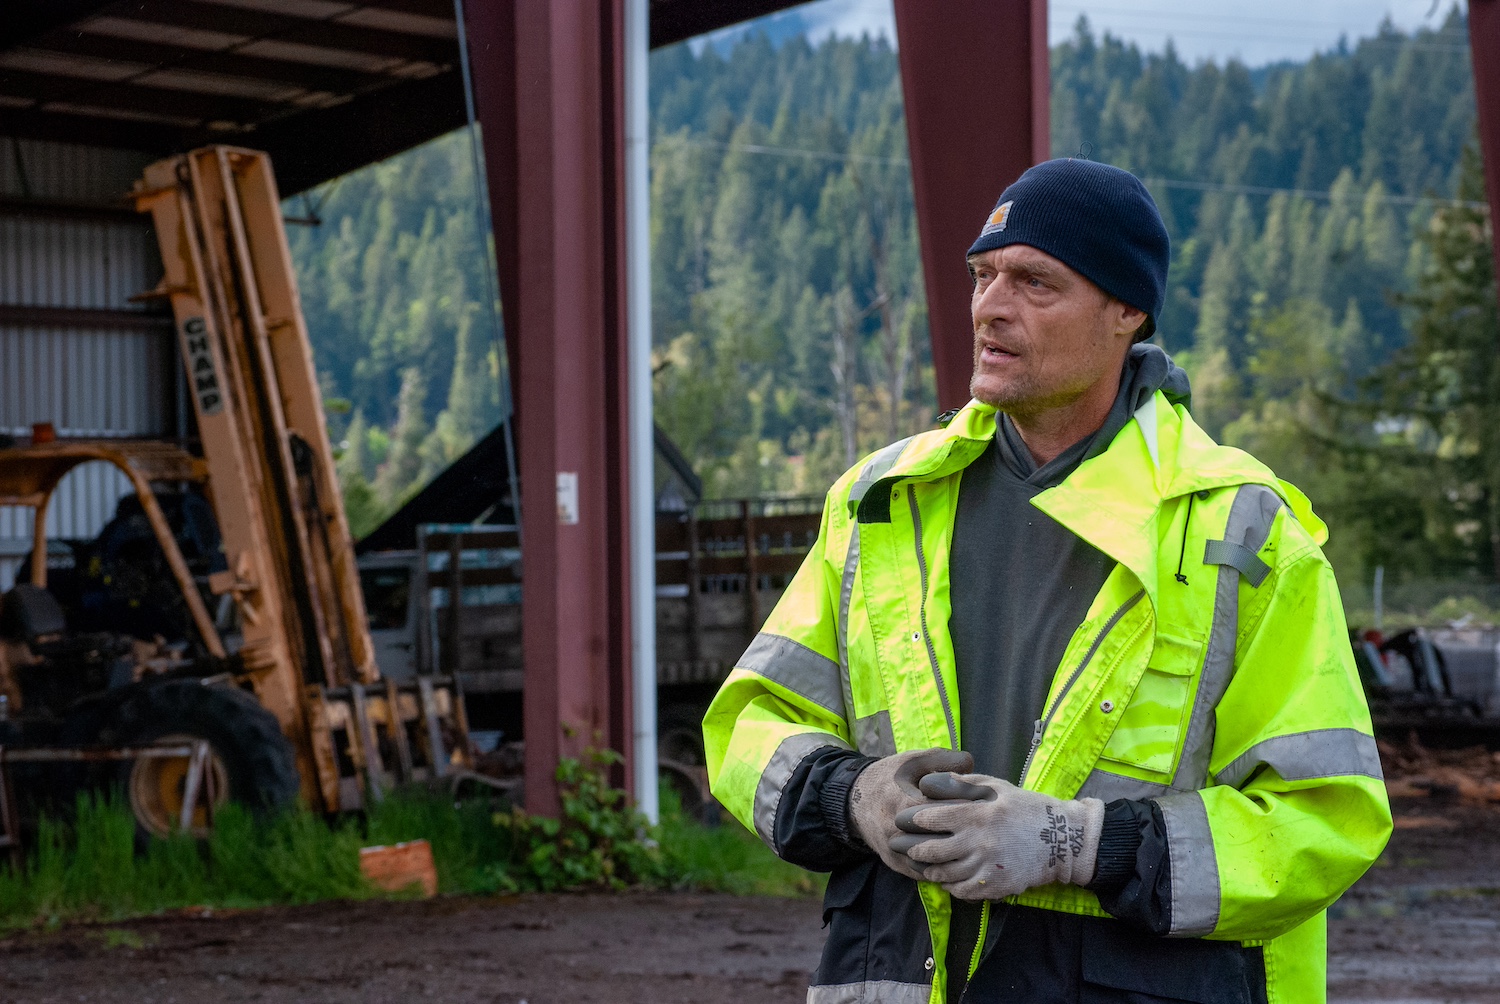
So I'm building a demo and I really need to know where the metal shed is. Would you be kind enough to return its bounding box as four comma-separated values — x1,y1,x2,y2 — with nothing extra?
0,140,172,587
6,0,1499,817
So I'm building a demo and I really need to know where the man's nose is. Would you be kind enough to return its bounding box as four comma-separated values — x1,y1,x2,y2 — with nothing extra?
972,277,1013,329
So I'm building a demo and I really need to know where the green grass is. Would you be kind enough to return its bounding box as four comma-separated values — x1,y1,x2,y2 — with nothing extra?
0,794,373,926
656,789,825,898
0,776,820,930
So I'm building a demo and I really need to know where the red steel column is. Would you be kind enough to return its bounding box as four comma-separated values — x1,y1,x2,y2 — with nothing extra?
458,2,520,396
894,0,1049,413
1472,0,1500,300
463,0,634,816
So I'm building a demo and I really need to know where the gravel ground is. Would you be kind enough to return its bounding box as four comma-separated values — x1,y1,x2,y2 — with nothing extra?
0,796,1496,1003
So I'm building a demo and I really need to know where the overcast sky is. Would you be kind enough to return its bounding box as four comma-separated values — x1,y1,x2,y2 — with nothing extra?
728,0,1469,67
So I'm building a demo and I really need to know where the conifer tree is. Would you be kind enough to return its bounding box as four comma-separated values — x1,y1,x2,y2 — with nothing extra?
374,368,429,508
1386,143,1500,578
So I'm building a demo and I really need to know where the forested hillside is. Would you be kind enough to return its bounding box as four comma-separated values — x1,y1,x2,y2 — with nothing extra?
285,135,504,537
292,9,1496,596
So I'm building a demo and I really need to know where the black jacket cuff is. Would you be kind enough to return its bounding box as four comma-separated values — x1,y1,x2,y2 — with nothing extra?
771,745,878,871
820,752,880,850
1088,799,1146,892
1088,797,1173,935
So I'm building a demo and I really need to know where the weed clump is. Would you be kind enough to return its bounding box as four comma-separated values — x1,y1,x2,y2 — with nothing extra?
0,750,819,929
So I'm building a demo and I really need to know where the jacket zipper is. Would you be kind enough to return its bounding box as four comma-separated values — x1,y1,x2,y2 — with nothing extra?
907,485,959,749
967,902,990,980
1018,589,1146,786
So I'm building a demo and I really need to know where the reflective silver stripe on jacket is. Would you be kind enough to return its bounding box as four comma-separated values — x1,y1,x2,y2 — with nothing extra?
837,523,861,726
1214,727,1383,790
853,709,896,757
1202,539,1271,587
1156,791,1220,937
835,437,913,745
754,731,851,850
846,436,914,513
1170,484,1285,792
807,980,933,1004
738,632,846,719
1076,767,1172,801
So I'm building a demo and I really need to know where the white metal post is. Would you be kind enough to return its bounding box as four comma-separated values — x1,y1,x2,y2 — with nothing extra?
624,0,658,824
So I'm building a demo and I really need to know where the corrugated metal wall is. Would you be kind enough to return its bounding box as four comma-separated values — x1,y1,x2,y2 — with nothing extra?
0,138,175,589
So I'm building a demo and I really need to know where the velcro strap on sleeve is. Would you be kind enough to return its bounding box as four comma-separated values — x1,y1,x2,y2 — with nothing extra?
1202,539,1271,587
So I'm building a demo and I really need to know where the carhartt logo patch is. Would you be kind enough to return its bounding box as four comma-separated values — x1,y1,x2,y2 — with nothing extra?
980,200,1013,237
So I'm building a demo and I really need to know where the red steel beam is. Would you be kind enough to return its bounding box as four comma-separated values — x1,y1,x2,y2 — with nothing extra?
1472,0,1500,302
463,0,634,816
893,0,1050,413
462,3,520,398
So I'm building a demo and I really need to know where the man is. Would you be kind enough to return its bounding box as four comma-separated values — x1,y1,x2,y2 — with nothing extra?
703,158,1391,1004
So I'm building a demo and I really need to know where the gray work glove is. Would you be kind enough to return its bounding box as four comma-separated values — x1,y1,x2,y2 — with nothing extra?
890,772,1105,900
848,748,974,880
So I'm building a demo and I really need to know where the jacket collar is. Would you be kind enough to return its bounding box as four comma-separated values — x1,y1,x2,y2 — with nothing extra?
877,395,1324,607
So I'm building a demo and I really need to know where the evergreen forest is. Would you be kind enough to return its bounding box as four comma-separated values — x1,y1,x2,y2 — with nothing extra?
290,7,1499,609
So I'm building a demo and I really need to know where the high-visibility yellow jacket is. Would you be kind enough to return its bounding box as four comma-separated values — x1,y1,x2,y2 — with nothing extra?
704,392,1391,1004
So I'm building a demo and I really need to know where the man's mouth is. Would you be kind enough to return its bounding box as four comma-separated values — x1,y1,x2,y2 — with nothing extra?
979,342,1019,364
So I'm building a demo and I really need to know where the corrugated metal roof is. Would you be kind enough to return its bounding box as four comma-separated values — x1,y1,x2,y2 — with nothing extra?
1,0,462,155
0,1,805,192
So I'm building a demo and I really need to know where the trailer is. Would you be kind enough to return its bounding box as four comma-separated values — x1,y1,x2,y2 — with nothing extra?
356,497,823,813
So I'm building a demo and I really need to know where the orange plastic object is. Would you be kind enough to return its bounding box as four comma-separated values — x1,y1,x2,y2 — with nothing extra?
359,839,438,898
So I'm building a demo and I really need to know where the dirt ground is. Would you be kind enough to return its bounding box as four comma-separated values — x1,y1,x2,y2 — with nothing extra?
1,797,1498,1004
1327,797,1500,1004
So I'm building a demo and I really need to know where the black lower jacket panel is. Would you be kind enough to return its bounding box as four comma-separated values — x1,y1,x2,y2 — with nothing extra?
813,858,934,991
959,906,1268,1004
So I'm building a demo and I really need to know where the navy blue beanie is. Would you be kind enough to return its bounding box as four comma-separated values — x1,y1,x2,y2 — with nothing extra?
967,159,1170,337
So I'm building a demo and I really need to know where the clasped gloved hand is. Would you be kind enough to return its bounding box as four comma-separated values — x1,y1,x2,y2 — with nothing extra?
889,772,1105,900
848,748,974,880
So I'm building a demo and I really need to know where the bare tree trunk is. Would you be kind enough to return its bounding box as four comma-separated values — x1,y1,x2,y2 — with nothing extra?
831,286,860,468
863,198,907,443
1488,463,1500,585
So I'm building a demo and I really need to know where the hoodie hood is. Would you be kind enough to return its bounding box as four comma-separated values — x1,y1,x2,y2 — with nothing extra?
996,343,1193,487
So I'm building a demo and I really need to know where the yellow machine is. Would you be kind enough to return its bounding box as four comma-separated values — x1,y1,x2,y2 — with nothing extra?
0,147,469,838
132,145,472,814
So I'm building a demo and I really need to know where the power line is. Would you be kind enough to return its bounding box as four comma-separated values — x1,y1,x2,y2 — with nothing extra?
1049,7,1470,52
675,136,909,167
1052,25,1467,51
671,136,1487,211
1140,176,1487,210
1051,3,1461,30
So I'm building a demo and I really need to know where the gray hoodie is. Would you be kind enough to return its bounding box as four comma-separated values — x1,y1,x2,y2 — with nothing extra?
944,345,1190,994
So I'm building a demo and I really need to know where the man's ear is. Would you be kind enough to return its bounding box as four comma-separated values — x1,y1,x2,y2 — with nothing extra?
1114,301,1147,339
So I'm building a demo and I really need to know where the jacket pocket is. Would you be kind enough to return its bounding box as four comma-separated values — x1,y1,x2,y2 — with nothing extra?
821,857,874,925
813,859,934,992
1098,632,1202,776
1080,917,1267,1004
815,859,876,988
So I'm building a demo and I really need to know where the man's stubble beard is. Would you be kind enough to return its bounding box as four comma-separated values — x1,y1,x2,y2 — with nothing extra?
971,370,1045,417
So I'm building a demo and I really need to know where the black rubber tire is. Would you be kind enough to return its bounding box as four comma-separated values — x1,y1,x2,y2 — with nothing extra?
656,703,707,766
104,679,300,838
657,703,718,824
